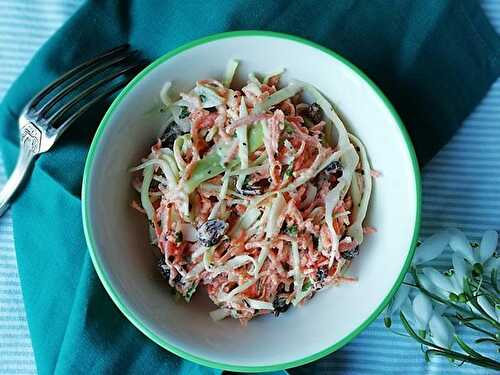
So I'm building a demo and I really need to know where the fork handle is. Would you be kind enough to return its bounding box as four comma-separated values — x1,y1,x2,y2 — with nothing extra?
0,142,35,217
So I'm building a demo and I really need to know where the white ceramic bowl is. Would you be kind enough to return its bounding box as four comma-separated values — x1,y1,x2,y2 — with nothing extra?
82,31,421,372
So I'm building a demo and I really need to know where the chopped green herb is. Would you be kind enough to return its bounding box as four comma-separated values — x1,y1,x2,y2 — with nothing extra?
184,284,197,301
199,94,207,103
179,106,190,119
302,278,312,291
175,231,183,243
285,164,294,177
284,122,294,134
284,224,298,236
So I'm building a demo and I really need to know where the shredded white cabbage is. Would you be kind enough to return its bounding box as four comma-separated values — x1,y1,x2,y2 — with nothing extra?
290,239,305,306
263,68,285,85
218,279,256,303
130,158,177,190
324,145,359,267
208,170,231,220
253,81,302,114
193,83,224,108
223,59,239,88
140,165,155,222
236,98,249,191
347,134,372,244
245,298,274,310
209,308,231,321
173,135,188,171
229,207,261,237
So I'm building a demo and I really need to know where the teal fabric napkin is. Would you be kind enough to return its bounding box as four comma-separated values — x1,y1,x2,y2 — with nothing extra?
0,0,498,374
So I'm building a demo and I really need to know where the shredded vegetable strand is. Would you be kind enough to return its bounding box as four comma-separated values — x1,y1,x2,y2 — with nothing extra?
140,165,155,222
347,134,372,244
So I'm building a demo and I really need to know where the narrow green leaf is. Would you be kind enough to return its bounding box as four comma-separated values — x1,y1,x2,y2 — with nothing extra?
475,338,499,346
400,312,433,347
491,268,498,294
425,349,500,370
455,335,484,359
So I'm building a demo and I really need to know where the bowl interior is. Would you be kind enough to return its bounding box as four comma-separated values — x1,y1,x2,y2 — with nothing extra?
83,32,419,370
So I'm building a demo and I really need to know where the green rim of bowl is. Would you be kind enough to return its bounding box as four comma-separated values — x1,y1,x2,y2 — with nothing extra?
82,30,422,373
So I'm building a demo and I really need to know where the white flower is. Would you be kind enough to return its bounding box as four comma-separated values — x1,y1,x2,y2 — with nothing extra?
386,280,411,316
483,256,499,275
400,298,415,325
477,296,498,322
412,292,433,330
448,228,476,264
417,273,449,300
451,253,469,289
433,303,450,316
479,230,498,263
422,267,459,294
384,274,412,326
412,230,450,265
429,313,455,348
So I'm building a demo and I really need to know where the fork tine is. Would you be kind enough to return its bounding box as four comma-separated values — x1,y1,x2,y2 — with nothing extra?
47,61,145,125
55,80,130,136
35,50,138,118
27,44,129,109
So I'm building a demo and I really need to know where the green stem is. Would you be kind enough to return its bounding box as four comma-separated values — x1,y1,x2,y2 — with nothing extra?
400,313,500,370
425,349,500,371
468,279,498,301
463,278,500,328
476,338,500,346
459,318,497,339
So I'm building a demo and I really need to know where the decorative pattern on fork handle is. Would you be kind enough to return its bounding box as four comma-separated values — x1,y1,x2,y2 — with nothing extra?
21,122,42,154
0,44,144,216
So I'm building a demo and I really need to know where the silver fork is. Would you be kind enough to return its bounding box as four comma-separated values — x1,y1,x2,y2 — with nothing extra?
0,44,144,216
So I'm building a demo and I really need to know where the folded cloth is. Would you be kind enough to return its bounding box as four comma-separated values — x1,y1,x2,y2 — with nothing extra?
0,0,498,374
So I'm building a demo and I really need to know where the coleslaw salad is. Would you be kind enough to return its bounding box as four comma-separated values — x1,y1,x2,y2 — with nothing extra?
131,60,375,323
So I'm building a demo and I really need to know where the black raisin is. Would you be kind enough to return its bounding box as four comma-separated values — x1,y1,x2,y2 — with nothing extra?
325,160,343,178
316,266,328,282
341,246,360,260
238,176,264,196
277,283,286,293
157,259,170,281
307,103,322,124
197,219,227,247
239,186,262,196
178,106,190,119
312,235,319,249
161,125,185,149
173,273,182,283
273,295,290,316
